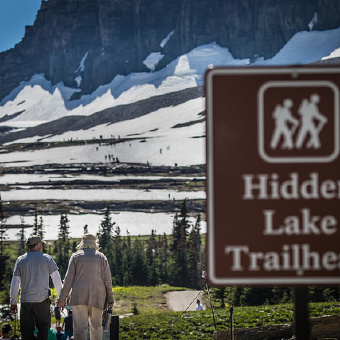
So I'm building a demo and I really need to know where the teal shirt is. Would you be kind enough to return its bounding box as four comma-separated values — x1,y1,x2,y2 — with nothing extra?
48,328,57,340
35,327,57,340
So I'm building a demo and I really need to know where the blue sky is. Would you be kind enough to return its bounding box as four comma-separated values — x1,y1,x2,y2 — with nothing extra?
0,0,41,52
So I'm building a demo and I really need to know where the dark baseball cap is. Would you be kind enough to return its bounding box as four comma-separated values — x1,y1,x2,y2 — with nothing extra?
26,236,45,246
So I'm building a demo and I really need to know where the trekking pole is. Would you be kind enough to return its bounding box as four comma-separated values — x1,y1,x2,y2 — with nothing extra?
206,282,217,329
14,312,17,336
202,271,217,330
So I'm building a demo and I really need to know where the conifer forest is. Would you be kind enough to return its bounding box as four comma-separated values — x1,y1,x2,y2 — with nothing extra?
0,198,338,310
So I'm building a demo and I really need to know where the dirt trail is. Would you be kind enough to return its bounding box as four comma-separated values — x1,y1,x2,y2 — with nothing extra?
166,290,205,311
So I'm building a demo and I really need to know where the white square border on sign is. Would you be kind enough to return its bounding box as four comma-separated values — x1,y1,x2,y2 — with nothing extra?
258,80,340,163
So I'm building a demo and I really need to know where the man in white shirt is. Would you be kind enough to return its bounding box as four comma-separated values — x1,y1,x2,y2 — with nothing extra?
10,236,62,340
195,299,203,311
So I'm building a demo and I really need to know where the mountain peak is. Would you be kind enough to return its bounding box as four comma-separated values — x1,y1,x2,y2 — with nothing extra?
1,0,340,102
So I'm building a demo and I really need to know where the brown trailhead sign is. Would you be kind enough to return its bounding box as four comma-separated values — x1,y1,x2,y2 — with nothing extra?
205,67,340,285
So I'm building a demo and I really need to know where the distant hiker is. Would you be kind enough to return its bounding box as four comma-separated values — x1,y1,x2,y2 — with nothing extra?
34,326,57,340
54,304,61,326
0,323,12,339
10,235,63,340
270,98,299,150
295,93,327,149
62,310,73,340
55,326,66,340
57,233,114,340
195,299,203,311
47,327,57,340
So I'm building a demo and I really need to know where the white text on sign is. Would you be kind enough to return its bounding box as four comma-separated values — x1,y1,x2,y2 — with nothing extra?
224,172,339,273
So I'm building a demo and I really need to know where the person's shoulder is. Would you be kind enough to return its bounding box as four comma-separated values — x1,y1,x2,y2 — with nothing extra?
96,250,109,260
72,250,84,258
16,253,28,261
43,253,54,260
15,253,29,266
42,253,58,266
20,251,30,258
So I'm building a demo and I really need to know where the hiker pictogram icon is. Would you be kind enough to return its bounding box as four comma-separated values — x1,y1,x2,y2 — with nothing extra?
258,80,339,163
270,94,328,151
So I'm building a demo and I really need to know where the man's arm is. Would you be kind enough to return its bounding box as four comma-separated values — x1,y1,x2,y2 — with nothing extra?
51,270,63,297
10,275,21,313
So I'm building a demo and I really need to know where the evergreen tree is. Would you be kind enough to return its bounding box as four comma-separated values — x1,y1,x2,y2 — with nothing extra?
159,233,169,284
113,224,123,285
1,253,14,304
57,213,71,277
122,231,133,286
229,287,243,306
188,214,202,288
171,212,180,252
131,236,148,285
72,240,77,253
58,213,70,242
17,215,26,256
213,287,227,307
32,210,45,251
98,204,114,271
38,215,45,240
146,230,160,285
32,209,39,236
170,200,191,287
238,287,273,306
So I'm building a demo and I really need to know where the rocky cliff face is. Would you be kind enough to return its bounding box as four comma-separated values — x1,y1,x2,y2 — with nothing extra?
0,0,339,101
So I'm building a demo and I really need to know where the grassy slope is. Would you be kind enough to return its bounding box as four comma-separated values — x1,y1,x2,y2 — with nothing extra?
118,301,340,339
1,286,340,339
65,286,340,338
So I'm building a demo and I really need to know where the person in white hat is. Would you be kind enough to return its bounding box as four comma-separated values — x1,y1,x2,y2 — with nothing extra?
10,235,63,340
57,233,114,340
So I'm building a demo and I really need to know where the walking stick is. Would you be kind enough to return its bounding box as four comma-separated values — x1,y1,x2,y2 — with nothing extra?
14,312,17,336
202,271,217,330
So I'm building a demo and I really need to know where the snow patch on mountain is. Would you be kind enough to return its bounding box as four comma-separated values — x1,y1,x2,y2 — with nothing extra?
1,26,340,130
0,42,248,127
1,25,340,129
160,30,176,48
255,26,340,65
